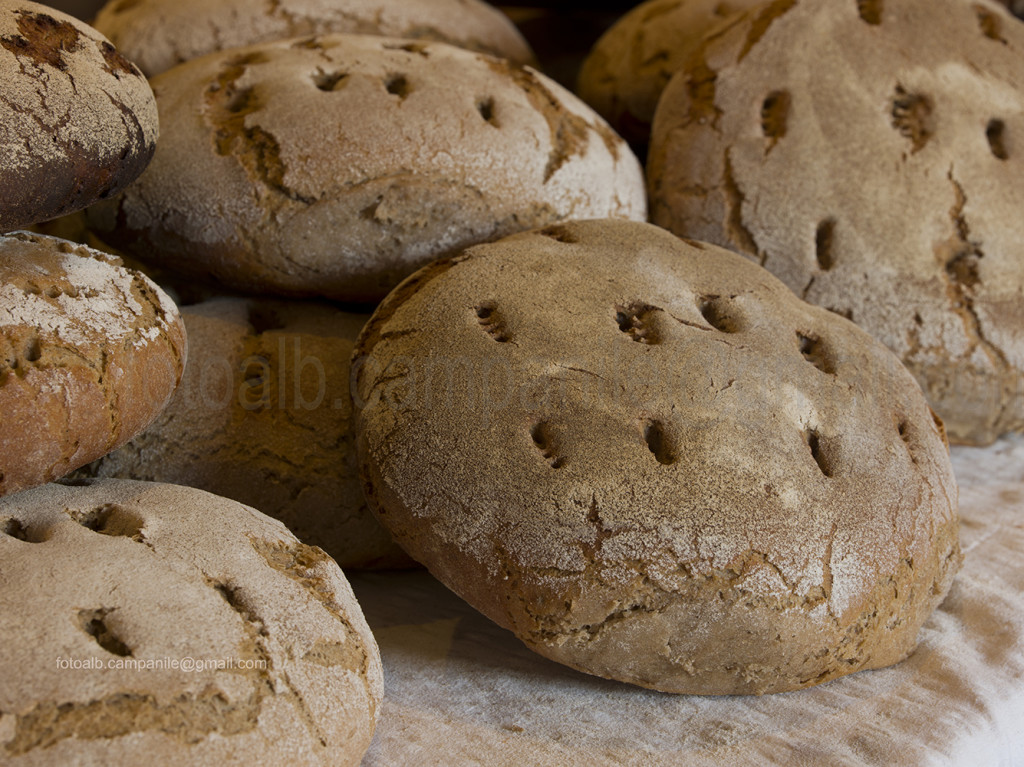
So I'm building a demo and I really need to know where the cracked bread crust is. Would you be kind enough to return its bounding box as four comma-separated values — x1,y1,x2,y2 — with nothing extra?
352,219,961,695
0,232,186,497
0,478,382,766
577,0,762,147
0,0,157,233
93,0,535,78
73,296,413,570
86,34,647,303
647,0,1024,445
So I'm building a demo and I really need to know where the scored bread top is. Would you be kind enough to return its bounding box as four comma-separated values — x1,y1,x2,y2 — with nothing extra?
0,0,157,232
88,35,646,302
352,219,960,694
647,0,1024,445
0,478,382,766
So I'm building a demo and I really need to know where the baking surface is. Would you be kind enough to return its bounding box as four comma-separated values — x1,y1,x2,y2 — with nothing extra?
350,437,1024,766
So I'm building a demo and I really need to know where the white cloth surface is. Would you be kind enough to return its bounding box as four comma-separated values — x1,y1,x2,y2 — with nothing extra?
350,436,1024,766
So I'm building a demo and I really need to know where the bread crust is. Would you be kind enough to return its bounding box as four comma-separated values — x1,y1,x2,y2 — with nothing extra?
0,0,157,232
0,478,382,766
0,232,185,496
93,0,536,77
87,35,646,302
74,296,412,569
352,219,961,695
648,0,1024,445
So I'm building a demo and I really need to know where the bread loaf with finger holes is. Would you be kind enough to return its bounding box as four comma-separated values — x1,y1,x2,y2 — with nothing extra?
86,34,646,303
648,0,1024,445
352,219,961,695
0,479,382,766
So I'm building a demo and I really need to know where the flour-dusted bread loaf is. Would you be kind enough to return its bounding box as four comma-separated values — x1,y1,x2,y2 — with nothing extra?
0,478,382,766
75,296,412,569
87,35,646,302
0,0,156,232
352,219,961,695
0,233,185,497
648,0,1024,445
577,0,762,147
93,0,534,78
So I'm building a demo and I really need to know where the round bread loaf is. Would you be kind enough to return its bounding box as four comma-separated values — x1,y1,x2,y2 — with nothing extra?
93,0,534,78
74,296,412,569
577,0,762,147
86,35,647,302
0,478,382,766
0,0,157,233
352,219,961,695
0,232,186,497
647,0,1024,445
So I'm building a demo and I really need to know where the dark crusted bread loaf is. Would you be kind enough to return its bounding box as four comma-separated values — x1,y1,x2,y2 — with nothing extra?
0,0,157,232
0,232,185,496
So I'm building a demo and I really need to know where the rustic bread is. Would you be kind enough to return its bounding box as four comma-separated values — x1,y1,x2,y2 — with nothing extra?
648,0,1024,445
92,0,534,78
75,296,412,569
86,35,646,302
0,232,185,497
0,478,382,766
577,0,762,147
0,0,156,232
352,219,960,695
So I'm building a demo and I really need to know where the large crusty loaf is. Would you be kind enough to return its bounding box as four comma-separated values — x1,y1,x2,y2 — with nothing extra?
577,0,762,147
0,232,185,497
74,296,412,569
648,0,1024,445
92,0,534,77
86,34,647,302
0,478,382,766
352,219,961,695
0,0,157,232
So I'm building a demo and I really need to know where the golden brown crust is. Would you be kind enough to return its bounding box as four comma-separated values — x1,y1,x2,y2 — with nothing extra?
0,1,157,232
647,0,1024,445
0,232,185,496
353,219,960,694
87,35,646,302
93,0,536,77
0,478,382,765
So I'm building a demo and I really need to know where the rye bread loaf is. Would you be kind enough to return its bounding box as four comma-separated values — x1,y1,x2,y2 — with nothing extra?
75,296,412,569
86,35,646,302
648,0,1024,445
0,0,156,232
0,478,382,766
352,219,961,695
577,0,762,147
0,232,185,497
93,0,534,78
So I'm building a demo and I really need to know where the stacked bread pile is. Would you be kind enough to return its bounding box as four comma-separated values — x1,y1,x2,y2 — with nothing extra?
1,0,1020,762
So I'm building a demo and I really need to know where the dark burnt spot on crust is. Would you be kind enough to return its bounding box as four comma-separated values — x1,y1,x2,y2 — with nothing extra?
0,11,82,70
99,41,140,78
